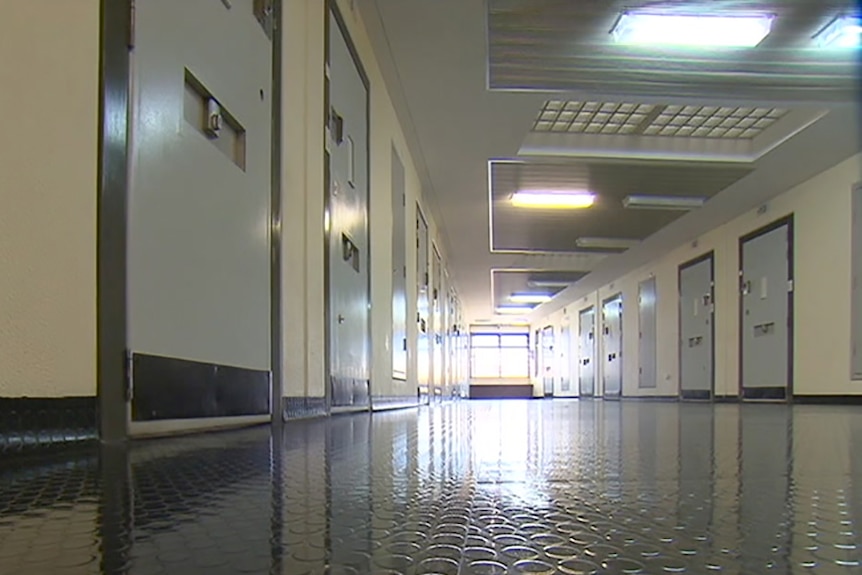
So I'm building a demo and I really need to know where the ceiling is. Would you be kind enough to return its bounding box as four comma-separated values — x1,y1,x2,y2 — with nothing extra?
490,159,753,253
358,0,860,323
487,0,859,101
492,269,590,313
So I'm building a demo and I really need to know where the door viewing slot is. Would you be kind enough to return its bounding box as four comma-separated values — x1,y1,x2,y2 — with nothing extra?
183,69,246,170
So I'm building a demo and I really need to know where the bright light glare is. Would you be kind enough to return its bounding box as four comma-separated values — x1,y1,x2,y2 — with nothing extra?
816,16,862,48
509,293,553,304
611,12,775,47
511,191,595,209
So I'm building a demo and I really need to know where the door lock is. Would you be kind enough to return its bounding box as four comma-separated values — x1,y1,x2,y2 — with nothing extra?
337,314,345,324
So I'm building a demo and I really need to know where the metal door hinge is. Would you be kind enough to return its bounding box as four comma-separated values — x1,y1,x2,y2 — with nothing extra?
788,279,794,293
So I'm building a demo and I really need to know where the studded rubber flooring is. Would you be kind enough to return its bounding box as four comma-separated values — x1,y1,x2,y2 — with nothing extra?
1,400,861,574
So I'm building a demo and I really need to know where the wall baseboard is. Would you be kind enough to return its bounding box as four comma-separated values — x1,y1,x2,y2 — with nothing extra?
470,384,533,399
0,397,97,456
619,395,680,402
714,396,741,403
282,397,327,420
131,353,270,421
372,396,419,411
793,395,862,405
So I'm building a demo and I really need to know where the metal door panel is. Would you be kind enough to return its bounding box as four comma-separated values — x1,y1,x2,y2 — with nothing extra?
416,209,430,400
603,296,623,398
638,277,657,389
391,146,407,380
328,12,369,407
558,322,573,394
129,0,272,370
431,247,443,399
579,307,596,396
851,183,862,379
741,223,791,398
680,256,714,397
541,326,555,396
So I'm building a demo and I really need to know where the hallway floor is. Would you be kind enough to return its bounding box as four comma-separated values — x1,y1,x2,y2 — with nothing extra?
1,400,861,574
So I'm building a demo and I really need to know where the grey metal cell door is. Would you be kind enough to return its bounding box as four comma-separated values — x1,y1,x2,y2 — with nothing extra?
391,146,408,382
431,246,444,400
638,277,657,389
679,255,714,400
579,307,596,396
740,221,792,400
541,326,555,396
558,322,572,394
128,0,272,426
416,208,430,402
603,296,623,398
328,11,370,408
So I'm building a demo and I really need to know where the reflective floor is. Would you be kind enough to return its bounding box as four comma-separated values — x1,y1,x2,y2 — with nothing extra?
1,400,861,574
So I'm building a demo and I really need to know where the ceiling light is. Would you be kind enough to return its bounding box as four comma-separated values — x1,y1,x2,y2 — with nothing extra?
815,15,862,48
495,305,536,315
509,293,553,304
622,195,707,210
527,280,573,289
611,12,775,48
575,237,641,250
511,191,595,209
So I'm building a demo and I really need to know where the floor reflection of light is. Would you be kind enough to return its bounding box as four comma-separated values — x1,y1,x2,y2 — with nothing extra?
470,402,550,507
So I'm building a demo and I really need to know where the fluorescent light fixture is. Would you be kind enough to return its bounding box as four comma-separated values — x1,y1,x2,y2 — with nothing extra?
611,11,775,47
815,15,862,48
575,237,641,250
527,280,573,289
511,191,595,209
509,293,553,304
495,305,536,315
622,195,707,211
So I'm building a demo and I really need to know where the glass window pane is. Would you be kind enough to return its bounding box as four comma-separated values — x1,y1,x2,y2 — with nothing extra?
500,349,529,378
471,348,501,378
470,334,499,348
500,334,528,348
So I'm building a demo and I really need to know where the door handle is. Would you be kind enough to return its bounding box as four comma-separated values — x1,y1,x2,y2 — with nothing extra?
337,314,345,324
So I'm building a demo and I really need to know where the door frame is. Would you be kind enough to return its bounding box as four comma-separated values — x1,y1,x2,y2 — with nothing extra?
677,251,715,401
97,0,285,442
541,324,555,397
578,305,596,397
737,215,795,401
416,204,430,404
601,293,623,399
323,0,372,412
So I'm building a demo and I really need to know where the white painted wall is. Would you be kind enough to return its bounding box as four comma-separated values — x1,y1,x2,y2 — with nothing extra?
0,0,99,397
534,153,862,398
281,0,451,402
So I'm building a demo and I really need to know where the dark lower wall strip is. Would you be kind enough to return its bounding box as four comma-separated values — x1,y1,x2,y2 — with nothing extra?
0,397,97,455
470,385,534,399
372,396,420,410
742,387,787,401
132,354,270,421
282,397,327,420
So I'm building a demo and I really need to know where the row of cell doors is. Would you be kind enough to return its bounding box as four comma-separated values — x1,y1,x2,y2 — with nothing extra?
574,218,793,400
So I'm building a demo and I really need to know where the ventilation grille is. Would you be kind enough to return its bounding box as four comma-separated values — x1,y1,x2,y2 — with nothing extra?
533,100,787,139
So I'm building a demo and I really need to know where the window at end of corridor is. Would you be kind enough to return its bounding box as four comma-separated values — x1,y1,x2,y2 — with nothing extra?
470,325,530,379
